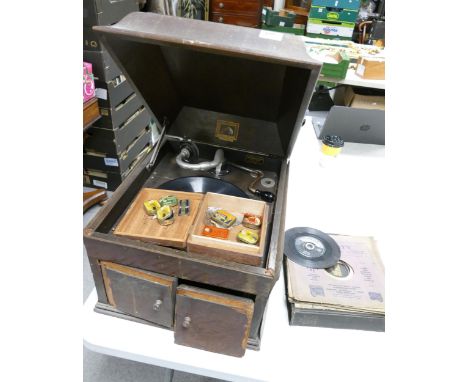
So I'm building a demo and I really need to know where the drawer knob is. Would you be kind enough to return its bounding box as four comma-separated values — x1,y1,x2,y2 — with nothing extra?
218,16,224,23
182,316,191,328
219,2,224,8
153,299,162,311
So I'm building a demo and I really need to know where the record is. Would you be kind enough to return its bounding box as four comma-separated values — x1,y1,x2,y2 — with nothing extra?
284,227,341,269
158,176,247,198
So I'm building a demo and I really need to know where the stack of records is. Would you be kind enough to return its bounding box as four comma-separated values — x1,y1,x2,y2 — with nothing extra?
285,232,385,332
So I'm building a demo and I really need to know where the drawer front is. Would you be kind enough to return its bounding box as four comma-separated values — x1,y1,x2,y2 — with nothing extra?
211,0,260,14
101,261,176,328
210,12,260,27
174,285,254,357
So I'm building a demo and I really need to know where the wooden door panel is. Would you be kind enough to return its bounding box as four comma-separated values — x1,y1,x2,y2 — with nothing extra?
174,285,254,357
101,261,176,328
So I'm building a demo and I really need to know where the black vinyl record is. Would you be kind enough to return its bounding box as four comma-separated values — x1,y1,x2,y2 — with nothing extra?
158,176,247,198
284,227,341,269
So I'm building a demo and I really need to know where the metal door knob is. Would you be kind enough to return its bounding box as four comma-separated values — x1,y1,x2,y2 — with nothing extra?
218,16,224,23
182,316,191,328
153,299,162,311
219,2,224,8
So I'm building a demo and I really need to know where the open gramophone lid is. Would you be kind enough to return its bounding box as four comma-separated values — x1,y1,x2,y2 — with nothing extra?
284,227,341,269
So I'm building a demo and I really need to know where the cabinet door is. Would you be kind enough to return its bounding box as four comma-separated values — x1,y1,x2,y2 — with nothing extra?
101,261,176,328
174,285,254,357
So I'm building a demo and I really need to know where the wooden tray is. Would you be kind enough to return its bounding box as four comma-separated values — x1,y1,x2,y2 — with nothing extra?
114,188,204,249
187,193,268,266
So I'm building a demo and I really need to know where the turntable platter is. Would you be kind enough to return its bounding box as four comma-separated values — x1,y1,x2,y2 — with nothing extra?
158,176,247,198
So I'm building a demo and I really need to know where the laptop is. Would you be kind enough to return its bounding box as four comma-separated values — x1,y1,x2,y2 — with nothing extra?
317,106,385,145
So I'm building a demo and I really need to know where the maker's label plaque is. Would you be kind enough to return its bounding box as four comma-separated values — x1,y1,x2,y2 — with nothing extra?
215,120,239,142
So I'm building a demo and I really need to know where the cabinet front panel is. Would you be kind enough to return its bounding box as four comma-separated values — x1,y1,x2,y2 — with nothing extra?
174,285,254,357
101,261,176,328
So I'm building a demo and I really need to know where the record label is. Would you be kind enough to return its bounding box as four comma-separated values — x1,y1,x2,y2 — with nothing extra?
325,260,353,279
295,236,326,258
285,227,341,269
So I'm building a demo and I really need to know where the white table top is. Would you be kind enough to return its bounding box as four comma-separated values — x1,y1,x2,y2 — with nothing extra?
83,116,386,382
301,36,385,89
302,36,386,90
320,67,385,90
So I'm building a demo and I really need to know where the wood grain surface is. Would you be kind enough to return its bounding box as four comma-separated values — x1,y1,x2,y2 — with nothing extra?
174,284,254,357
356,56,385,80
101,261,176,328
114,188,204,248
83,97,100,131
83,189,107,213
187,193,268,266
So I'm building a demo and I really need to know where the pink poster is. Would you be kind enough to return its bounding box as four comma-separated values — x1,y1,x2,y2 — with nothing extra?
83,62,95,103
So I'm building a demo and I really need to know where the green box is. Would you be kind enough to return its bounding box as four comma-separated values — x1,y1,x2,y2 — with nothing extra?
307,18,355,38
308,18,355,29
317,80,338,88
313,0,360,11
309,6,358,23
261,23,305,36
320,52,350,79
307,47,350,79
305,32,352,41
261,7,296,27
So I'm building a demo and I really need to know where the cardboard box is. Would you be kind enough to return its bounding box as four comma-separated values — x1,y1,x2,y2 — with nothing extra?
309,6,358,23
261,7,295,27
343,86,385,110
312,0,360,10
306,19,355,38
355,56,385,80
305,33,352,41
261,23,305,36
307,46,350,79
